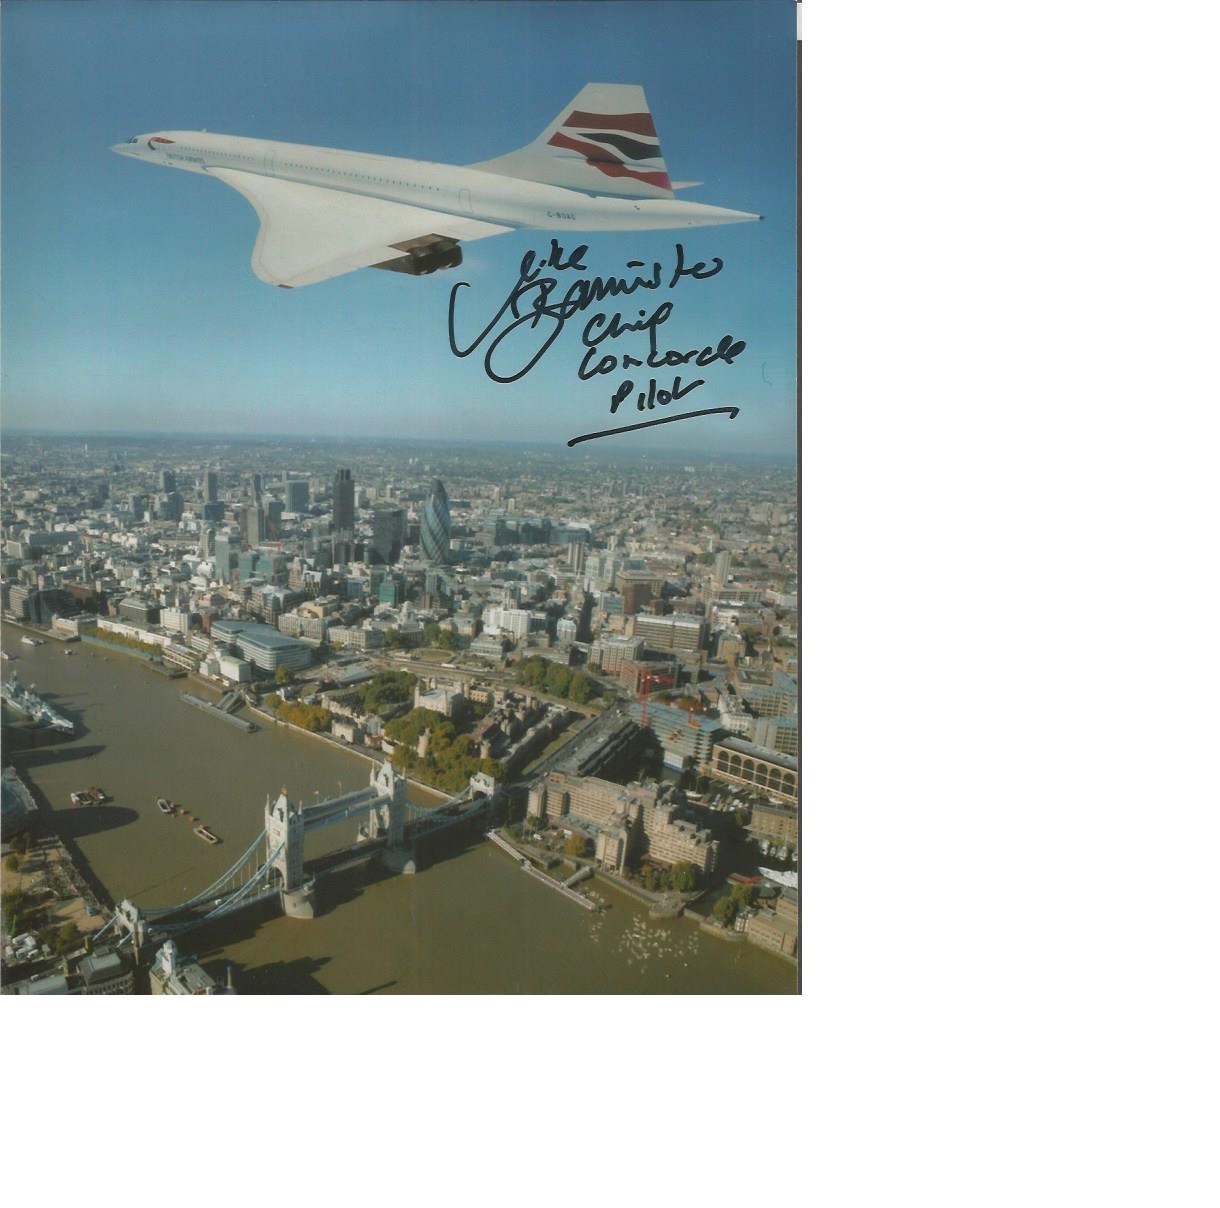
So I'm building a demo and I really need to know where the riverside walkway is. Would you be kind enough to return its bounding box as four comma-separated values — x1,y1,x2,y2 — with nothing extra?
485,830,599,911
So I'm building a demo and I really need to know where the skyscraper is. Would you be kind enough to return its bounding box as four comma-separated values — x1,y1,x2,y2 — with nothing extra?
159,469,176,494
420,479,451,565
243,502,266,547
333,468,355,533
204,469,219,503
266,499,284,539
370,506,405,565
213,531,234,583
285,479,310,513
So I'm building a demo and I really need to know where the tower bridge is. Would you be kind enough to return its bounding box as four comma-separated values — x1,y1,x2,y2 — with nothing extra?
97,763,500,953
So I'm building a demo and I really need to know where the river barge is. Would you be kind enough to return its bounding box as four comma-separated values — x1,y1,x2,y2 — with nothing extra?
70,787,107,806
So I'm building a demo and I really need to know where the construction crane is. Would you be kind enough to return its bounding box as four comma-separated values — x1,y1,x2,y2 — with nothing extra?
637,669,673,728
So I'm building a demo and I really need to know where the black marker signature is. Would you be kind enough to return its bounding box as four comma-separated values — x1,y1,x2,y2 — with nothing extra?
447,240,746,442
568,406,740,447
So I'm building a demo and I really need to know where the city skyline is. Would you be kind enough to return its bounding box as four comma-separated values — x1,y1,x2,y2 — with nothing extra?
1,423,800,994
1,0,797,454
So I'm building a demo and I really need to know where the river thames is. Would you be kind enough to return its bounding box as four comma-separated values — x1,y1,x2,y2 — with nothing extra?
2,629,797,994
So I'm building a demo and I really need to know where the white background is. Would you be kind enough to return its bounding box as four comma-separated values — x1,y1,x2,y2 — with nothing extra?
5,3,1218,1204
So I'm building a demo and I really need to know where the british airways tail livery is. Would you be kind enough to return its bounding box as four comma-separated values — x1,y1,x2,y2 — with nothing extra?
112,83,760,289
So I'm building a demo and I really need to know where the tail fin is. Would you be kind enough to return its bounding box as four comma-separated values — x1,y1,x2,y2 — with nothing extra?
471,83,674,199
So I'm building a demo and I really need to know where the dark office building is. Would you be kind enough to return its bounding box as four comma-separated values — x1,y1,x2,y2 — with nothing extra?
333,468,355,533
285,479,310,513
369,506,405,565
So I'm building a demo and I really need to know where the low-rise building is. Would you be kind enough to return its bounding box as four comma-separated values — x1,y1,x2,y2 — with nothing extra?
211,619,313,673
748,800,799,847
744,905,798,957
710,736,798,806
529,772,717,874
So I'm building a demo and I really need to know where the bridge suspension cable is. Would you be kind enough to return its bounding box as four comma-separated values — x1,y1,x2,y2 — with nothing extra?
139,830,268,919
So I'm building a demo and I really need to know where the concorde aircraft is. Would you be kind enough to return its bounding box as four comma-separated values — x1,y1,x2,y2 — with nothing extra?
112,83,760,289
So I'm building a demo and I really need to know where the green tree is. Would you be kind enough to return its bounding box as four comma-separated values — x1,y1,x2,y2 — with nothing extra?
730,882,757,911
1,889,34,932
276,700,332,732
568,671,591,704
671,862,698,893
359,670,417,711
544,662,572,698
563,832,588,858
712,895,736,925
3,853,19,874
424,622,456,651
50,922,78,954
275,665,293,685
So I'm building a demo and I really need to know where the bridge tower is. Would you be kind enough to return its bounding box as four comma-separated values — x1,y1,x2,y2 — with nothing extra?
371,761,417,875
265,785,314,918
113,898,148,953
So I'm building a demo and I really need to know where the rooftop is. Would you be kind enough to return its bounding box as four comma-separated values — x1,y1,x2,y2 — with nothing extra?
715,735,799,771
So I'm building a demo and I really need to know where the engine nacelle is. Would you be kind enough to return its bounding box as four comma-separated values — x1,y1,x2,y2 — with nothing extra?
373,235,462,276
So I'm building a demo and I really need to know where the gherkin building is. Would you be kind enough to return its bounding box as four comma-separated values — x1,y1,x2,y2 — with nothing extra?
420,478,451,564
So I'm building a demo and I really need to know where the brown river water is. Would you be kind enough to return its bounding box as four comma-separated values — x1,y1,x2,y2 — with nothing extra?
2,628,797,994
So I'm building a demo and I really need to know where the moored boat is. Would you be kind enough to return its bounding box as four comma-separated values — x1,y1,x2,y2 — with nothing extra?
157,797,174,814
193,825,221,845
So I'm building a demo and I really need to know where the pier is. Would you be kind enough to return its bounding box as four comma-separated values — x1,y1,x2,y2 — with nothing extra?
147,660,186,679
485,830,599,911
180,692,258,732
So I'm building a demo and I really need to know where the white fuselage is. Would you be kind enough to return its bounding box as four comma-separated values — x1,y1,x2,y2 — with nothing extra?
111,131,757,231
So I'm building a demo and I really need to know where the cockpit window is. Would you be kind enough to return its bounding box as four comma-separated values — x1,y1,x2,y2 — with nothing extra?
126,136,138,143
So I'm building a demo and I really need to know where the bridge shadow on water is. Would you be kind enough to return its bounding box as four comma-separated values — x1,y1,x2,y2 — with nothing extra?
414,821,489,870
201,953,333,995
1,763,135,839
162,817,496,994
49,803,140,840
310,857,397,918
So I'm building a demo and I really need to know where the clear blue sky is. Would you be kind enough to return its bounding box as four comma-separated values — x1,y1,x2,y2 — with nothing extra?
2,0,796,453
